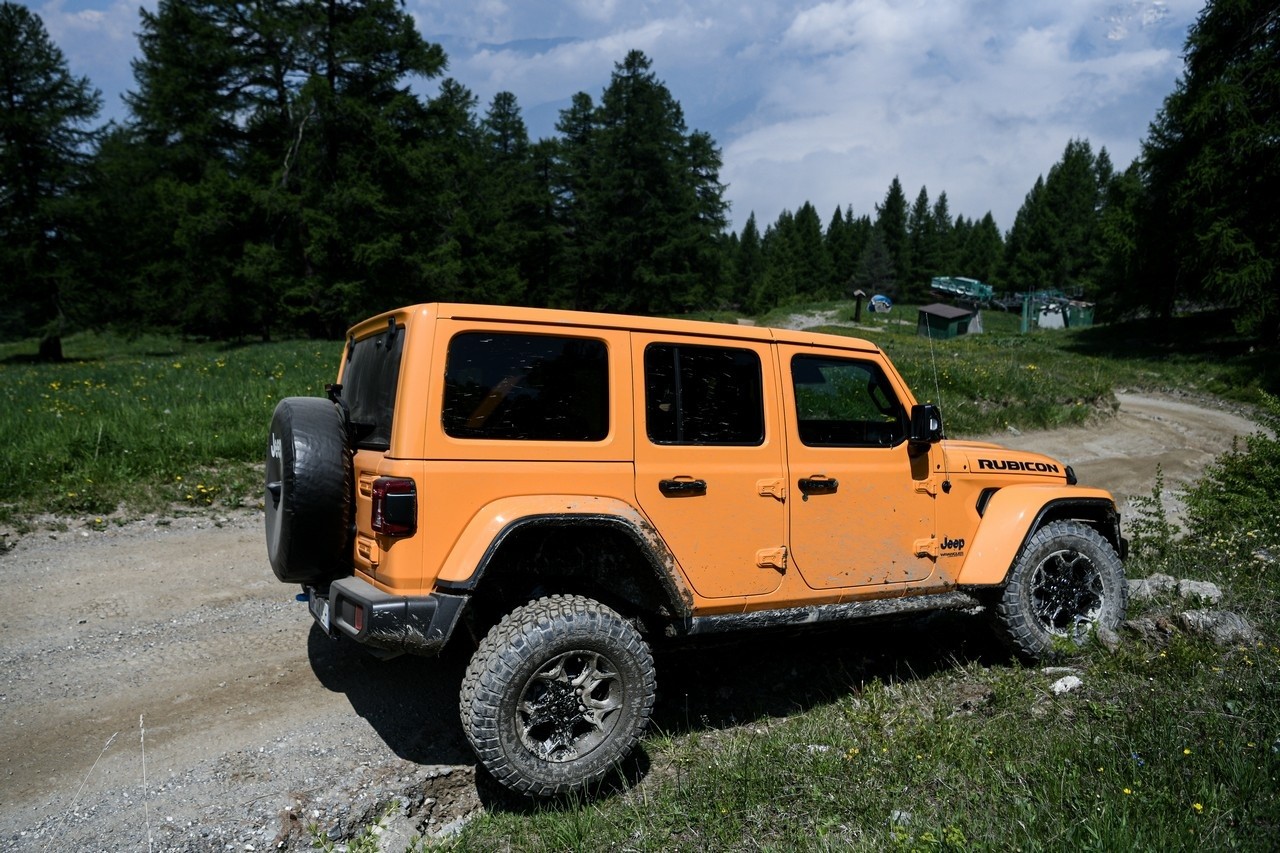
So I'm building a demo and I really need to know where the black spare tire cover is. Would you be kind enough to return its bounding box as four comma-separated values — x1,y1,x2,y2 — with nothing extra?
265,397,353,584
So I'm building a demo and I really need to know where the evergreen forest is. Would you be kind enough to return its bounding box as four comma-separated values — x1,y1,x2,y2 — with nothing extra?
2,0,1277,356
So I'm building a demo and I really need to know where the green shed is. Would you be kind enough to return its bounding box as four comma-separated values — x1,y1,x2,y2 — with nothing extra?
917,303,973,339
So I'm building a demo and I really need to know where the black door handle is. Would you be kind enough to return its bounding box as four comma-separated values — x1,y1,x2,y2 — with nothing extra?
798,476,839,494
659,478,707,496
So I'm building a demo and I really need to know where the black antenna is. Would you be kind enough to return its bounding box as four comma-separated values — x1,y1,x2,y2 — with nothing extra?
925,314,952,494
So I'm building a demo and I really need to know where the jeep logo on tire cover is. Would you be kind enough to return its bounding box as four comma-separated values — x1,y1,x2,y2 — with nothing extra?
269,433,282,460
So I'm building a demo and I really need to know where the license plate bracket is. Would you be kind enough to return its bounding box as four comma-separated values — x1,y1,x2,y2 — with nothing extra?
308,590,331,634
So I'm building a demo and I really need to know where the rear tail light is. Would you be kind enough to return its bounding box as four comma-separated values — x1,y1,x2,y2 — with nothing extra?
371,476,417,536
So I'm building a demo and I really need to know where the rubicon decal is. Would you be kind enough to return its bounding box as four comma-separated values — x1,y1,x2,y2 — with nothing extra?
977,458,1060,473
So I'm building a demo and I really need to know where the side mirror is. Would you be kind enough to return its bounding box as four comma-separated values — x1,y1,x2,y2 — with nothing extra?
909,404,943,450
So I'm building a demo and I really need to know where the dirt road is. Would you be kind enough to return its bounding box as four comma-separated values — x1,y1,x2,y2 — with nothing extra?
0,392,1259,851
976,391,1258,525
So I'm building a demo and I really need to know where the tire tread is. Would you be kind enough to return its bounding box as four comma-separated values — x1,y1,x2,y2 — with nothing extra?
459,594,656,797
994,519,1127,662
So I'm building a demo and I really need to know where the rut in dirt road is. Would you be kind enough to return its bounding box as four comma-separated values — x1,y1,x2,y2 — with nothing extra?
976,391,1259,526
0,514,481,851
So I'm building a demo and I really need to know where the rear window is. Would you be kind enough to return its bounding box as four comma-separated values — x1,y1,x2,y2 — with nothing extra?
342,323,405,450
443,332,609,441
644,343,764,445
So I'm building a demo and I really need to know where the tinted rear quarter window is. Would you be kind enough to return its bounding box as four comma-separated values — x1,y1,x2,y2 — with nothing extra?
443,332,609,441
342,324,404,450
644,344,764,445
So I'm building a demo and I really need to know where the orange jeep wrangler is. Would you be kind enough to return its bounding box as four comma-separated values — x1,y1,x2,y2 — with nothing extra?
265,303,1126,797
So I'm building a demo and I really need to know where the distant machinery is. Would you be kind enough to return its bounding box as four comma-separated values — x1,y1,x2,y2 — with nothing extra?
930,276,994,305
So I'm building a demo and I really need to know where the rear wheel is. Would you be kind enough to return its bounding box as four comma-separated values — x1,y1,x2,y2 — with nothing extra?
264,397,352,584
995,520,1126,661
460,595,656,797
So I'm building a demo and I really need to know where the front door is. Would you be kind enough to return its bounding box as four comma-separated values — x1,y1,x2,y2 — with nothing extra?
632,335,786,599
780,347,937,590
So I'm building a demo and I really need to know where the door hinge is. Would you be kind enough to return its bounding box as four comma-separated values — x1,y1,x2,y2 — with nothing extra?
913,537,940,558
757,478,786,501
915,478,938,496
756,546,787,572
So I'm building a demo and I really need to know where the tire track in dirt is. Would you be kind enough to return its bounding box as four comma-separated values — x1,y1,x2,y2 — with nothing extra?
971,391,1259,526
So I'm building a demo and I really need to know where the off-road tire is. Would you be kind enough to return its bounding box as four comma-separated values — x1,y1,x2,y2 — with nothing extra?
459,595,656,798
995,520,1126,661
264,397,353,585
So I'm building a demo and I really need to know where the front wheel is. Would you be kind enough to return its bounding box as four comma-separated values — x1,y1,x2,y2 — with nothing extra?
459,595,656,797
994,520,1126,661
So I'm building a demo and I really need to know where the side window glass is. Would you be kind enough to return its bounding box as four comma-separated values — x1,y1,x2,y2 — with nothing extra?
443,333,609,441
792,355,907,447
645,344,764,445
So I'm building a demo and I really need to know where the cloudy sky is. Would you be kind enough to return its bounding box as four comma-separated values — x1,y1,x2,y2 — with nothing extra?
32,0,1203,233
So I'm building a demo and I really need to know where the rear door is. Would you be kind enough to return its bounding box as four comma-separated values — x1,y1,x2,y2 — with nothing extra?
631,335,786,599
780,347,937,590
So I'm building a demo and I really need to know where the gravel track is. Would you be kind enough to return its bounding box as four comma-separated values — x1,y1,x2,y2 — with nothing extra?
0,392,1260,850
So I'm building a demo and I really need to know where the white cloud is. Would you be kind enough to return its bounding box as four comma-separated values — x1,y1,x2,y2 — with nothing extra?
37,0,139,68
570,0,622,25
35,0,150,118
716,0,1195,230
782,0,953,55
31,0,1202,232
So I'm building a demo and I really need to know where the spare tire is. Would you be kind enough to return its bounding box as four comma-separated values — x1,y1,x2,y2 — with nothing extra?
265,397,353,585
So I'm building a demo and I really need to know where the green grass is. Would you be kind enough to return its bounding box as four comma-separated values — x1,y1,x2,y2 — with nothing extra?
440,572,1279,851
443,491,1280,851
0,331,341,526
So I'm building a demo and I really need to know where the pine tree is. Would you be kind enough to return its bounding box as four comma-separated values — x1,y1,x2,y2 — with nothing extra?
906,186,932,297
409,78,483,303
468,91,542,305
733,213,765,310
564,50,728,314
1140,0,1279,339
752,212,801,312
115,0,447,338
931,192,958,276
957,212,1003,286
0,2,102,356
1002,139,1105,299
281,0,447,334
852,227,896,298
1097,160,1145,315
549,92,598,309
824,206,861,298
875,177,910,295
791,202,833,299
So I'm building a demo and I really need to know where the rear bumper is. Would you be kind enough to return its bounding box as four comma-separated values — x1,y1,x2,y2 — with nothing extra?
314,575,468,656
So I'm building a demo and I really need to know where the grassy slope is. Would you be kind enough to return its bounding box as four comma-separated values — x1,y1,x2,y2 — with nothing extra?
0,333,341,527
